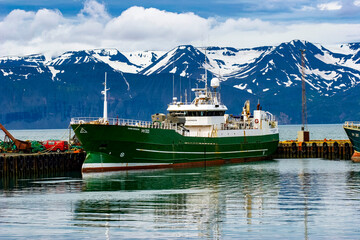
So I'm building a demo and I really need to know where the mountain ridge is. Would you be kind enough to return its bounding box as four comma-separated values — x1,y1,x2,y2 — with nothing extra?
1,39,360,129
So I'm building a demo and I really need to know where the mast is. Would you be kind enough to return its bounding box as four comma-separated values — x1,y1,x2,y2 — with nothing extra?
172,65,175,99
204,47,208,93
300,49,307,131
102,72,110,122
180,75,182,102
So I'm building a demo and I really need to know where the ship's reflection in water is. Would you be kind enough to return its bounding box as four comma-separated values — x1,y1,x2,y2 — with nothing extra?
2,159,360,239
74,161,281,239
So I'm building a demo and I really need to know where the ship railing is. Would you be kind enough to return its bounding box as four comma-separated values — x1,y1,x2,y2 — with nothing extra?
70,117,179,130
265,111,276,122
344,121,360,129
220,122,252,130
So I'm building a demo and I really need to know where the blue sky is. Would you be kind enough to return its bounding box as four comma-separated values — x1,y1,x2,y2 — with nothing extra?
2,0,360,21
1,0,360,56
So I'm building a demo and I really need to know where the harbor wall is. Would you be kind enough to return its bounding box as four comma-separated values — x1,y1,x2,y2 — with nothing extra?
275,141,353,160
0,152,86,177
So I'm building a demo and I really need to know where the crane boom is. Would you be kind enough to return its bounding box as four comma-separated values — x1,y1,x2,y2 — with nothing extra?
0,123,32,151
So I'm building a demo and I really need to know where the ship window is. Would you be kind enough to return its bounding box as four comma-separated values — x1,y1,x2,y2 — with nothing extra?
184,111,225,116
170,111,185,116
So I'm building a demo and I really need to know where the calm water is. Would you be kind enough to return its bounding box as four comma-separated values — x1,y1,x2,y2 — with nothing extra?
1,160,360,239
1,124,359,239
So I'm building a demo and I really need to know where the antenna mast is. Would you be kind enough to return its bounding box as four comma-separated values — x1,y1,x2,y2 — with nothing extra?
172,54,175,99
102,72,110,123
180,76,182,102
300,49,307,131
204,47,208,92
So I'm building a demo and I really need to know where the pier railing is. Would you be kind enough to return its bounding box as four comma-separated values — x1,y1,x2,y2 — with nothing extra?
344,121,360,129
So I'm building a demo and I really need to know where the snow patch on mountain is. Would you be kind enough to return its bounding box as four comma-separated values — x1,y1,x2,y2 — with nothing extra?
123,51,164,69
315,51,343,65
48,51,101,66
201,47,267,75
326,44,358,55
234,83,247,90
48,66,60,81
283,75,293,87
310,69,338,81
1,69,13,76
94,53,140,73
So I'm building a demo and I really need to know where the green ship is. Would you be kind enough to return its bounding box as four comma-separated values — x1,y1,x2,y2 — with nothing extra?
343,121,360,162
71,73,279,172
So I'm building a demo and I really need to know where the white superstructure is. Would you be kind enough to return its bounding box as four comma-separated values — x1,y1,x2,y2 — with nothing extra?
166,76,278,138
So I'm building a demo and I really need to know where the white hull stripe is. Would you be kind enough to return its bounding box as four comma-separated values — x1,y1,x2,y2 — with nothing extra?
83,163,168,169
136,149,268,155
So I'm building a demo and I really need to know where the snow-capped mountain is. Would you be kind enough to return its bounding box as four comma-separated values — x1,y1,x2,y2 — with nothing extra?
139,45,272,79
140,45,207,78
0,54,51,81
49,49,144,74
2,40,360,129
225,40,360,97
0,54,46,66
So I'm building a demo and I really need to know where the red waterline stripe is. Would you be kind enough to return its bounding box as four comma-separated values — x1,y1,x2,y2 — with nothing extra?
81,156,272,173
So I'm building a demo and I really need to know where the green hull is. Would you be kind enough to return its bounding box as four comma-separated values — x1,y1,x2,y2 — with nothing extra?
344,126,360,152
72,124,279,172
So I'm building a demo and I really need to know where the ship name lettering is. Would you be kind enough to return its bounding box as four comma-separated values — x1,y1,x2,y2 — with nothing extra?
184,142,215,145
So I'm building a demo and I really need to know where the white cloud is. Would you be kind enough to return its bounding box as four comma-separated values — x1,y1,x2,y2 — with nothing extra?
301,6,316,11
104,7,209,42
0,0,360,57
78,0,110,21
354,0,360,6
317,1,342,10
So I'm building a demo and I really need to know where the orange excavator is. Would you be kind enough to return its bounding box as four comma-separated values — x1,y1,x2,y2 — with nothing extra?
0,123,32,152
